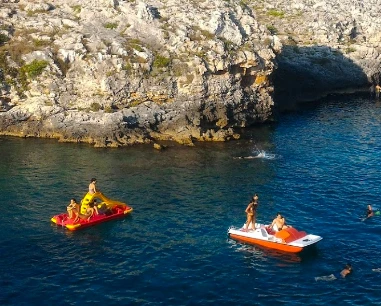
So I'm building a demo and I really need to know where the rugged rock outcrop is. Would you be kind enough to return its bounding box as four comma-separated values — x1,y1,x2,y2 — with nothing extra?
0,0,380,146
260,0,381,107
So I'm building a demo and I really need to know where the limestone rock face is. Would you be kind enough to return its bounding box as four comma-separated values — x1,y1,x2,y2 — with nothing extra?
255,0,381,105
0,0,380,146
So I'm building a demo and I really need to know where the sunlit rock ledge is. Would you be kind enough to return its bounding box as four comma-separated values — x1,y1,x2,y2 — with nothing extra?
0,0,380,147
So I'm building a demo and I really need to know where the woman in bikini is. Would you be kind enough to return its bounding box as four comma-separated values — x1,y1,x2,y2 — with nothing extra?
67,198,80,221
244,195,258,230
89,178,97,195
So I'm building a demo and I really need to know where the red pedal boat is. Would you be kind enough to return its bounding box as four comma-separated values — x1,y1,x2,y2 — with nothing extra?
51,192,133,231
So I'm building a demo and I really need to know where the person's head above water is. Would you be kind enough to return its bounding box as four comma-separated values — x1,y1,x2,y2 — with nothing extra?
344,264,352,272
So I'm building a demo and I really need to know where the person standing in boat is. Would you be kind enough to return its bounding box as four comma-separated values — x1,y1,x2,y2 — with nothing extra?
244,194,259,231
89,178,97,194
80,178,98,215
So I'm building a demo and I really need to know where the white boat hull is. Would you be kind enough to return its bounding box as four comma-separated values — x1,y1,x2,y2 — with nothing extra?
228,224,322,253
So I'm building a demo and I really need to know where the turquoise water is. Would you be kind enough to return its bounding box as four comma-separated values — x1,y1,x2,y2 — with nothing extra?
1,95,381,305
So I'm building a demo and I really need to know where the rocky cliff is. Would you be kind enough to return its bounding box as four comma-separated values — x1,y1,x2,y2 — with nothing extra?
0,0,379,147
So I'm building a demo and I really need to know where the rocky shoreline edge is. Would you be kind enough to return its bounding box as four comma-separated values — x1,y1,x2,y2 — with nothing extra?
0,0,380,147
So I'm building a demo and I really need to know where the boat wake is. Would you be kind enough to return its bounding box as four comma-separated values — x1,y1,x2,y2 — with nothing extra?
233,150,278,160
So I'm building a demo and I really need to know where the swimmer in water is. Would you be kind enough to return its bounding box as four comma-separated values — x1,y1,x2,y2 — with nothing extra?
315,263,352,281
366,204,374,218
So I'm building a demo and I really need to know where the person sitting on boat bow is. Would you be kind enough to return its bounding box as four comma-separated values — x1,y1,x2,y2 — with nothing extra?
67,198,80,222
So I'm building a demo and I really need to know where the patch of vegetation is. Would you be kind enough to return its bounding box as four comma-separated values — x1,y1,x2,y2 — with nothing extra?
0,51,28,98
104,22,118,30
131,55,148,64
90,102,102,111
188,26,215,41
128,39,144,52
221,38,235,53
0,28,54,64
267,9,285,18
200,29,215,40
286,36,298,46
106,69,117,77
122,61,132,72
239,0,250,7
153,55,171,68
104,106,114,113
27,9,49,17
47,26,70,40
71,5,81,14
130,100,142,107
120,24,131,35
266,25,278,35
345,47,356,54
0,33,9,46
263,38,272,47
21,60,49,79
32,38,51,48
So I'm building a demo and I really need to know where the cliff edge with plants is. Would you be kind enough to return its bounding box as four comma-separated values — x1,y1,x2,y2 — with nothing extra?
0,0,379,147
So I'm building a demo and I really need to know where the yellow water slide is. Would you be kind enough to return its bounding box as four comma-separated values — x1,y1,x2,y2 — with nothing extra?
80,192,127,214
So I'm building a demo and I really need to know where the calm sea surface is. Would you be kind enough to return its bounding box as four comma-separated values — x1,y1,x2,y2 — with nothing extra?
1,95,381,305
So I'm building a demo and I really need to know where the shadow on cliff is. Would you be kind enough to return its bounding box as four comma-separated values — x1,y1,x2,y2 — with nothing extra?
271,45,371,111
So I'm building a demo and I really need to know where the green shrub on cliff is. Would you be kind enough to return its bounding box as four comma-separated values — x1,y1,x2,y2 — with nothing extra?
71,5,81,14
0,51,28,97
104,22,118,30
21,60,49,79
90,102,102,111
345,47,356,54
0,33,9,46
153,55,171,68
267,9,285,18
267,25,278,35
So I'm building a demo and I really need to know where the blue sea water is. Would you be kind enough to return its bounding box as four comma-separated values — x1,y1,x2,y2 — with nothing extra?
1,95,381,305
